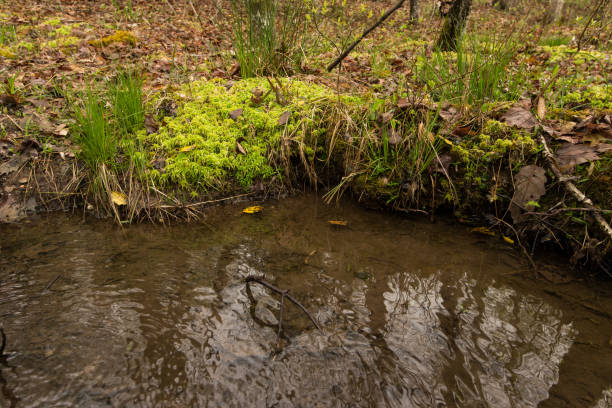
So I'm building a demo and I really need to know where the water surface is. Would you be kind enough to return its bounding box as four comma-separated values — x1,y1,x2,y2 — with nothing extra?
1,194,611,407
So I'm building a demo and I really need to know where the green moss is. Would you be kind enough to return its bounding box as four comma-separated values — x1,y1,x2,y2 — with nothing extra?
43,17,62,27
564,85,611,109
540,45,609,65
43,36,79,49
453,119,538,163
89,30,137,47
16,41,34,51
53,24,72,36
139,78,364,191
0,46,16,59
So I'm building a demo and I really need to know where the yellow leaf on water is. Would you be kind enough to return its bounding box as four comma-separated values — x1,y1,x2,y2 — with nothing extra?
179,145,196,152
328,220,348,226
503,235,515,245
111,191,127,206
242,205,263,214
471,226,495,236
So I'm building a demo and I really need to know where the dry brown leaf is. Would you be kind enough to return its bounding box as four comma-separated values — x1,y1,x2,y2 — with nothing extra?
397,98,410,109
510,165,546,223
501,106,536,131
536,97,546,120
229,108,243,121
388,127,402,145
144,115,159,134
555,143,612,170
251,88,264,105
236,137,247,155
111,191,127,206
278,111,291,126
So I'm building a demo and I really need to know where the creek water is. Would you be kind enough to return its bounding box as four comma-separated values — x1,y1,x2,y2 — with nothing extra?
0,194,611,408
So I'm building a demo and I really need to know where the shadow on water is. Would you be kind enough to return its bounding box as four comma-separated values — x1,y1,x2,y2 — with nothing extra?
0,193,611,407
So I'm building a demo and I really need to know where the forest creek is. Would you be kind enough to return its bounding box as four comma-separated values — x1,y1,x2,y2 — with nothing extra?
0,0,611,407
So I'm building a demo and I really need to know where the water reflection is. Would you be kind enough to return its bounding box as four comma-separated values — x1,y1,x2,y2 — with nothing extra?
0,195,610,407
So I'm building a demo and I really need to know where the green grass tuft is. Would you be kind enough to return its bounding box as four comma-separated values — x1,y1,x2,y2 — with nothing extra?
72,87,117,172
111,70,145,136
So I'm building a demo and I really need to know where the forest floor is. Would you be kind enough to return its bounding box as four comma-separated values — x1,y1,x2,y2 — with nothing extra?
0,0,611,276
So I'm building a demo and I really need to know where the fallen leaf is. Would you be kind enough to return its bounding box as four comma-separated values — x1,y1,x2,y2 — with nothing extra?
555,143,612,170
242,205,263,214
236,138,247,155
229,108,243,121
451,125,473,137
397,98,410,108
502,106,536,131
388,127,402,145
434,153,453,174
251,88,264,105
54,123,69,137
179,145,196,152
111,191,127,206
381,111,393,123
144,115,159,134
471,226,495,236
510,164,546,223
0,93,22,108
439,106,458,122
278,111,291,126
536,97,546,120
328,220,348,226
0,154,29,176
503,235,515,245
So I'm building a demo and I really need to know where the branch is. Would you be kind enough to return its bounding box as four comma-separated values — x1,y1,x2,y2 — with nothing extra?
245,276,321,331
536,127,612,240
327,0,406,72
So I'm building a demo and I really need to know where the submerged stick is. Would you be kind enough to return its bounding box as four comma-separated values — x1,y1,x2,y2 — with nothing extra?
0,328,5,357
245,276,321,331
276,290,287,350
327,0,406,72
44,274,62,292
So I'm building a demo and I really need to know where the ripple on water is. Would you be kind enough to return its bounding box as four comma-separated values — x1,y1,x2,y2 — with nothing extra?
0,194,611,407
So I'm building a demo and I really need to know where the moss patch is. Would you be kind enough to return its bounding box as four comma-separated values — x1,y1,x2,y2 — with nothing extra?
89,30,137,47
139,78,364,191
0,46,16,59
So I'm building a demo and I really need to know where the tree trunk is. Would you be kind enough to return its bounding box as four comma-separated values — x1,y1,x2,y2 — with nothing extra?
544,0,564,24
436,0,473,51
410,0,419,21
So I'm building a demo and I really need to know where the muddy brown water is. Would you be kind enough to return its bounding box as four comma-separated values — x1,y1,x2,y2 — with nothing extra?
1,194,611,408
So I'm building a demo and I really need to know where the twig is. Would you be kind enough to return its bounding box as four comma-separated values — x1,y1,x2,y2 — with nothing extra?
276,290,287,350
245,276,321,331
163,0,175,13
0,328,5,357
536,126,612,241
3,114,23,132
266,77,287,106
576,0,608,52
327,0,406,72
188,0,206,31
44,274,62,292
494,216,538,272
155,192,254,209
